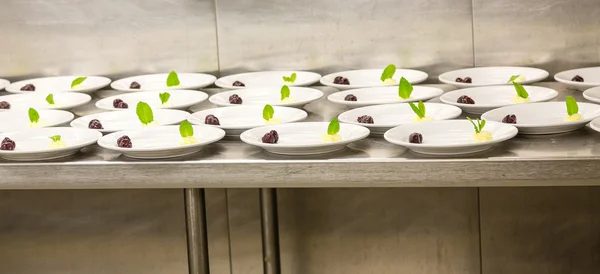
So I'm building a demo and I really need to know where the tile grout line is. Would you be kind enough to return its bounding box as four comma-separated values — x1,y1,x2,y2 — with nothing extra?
212,0,222,77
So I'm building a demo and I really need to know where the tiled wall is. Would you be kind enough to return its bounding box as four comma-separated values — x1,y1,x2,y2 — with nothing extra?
1,0,598,80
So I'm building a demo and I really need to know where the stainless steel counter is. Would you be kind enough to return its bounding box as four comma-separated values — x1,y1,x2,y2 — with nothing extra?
1,82,599,189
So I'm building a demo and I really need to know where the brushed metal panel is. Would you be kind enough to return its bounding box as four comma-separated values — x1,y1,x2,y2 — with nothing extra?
215,0,474,79
205,189,233,274
0,0,219,78
275,188,480,274
0,189,188,274
227,189,264,274
473,0,600,74
480,187,600,274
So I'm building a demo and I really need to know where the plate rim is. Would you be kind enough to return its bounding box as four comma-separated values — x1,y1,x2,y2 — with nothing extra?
480,102,600,128
214,70,322,89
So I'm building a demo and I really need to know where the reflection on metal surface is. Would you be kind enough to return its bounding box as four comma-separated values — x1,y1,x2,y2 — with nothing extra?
185,189,210,274
0,0,219,78
227,189,263,274
0,190,188,274
215,0,474,79
472,0,600,74
205,189,233,274
260,189,281,274
480,187,600,274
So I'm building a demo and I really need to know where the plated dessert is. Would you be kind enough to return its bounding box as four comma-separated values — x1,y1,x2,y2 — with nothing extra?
5,76,111,94
96,90,209,111
111,71,216,92
97,121,225,159
320,65,428,90
0,92,91,111
481,97,600,134
209,86,324,108
337,102,461,135
327,80,444,108
240,118,370,155
0,127,101,161
70,102,189,133
438,66,549,88
188,105,308,136
0,108,74,132
554,67,600,90
383,120,518,155
214,71,321,89
440,84,558,114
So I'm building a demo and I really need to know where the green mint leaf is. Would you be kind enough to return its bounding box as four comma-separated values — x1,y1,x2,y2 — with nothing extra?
136,102,154,125
263,104,274,121
327,118,340,135
283,73,297,83
166,71,180,87
408,102,422,118
71,77,87,88
28,108,39,123
46,94,55,105
179,120,194,138
159,92,171,104
466,117,480,134
508,75,520,83
566,96,578,116
49,135,61,142
418,101,426,117
479,119,486,132
280,85,290,100
398,77,413,99
512,82,529,98
380,64,396,82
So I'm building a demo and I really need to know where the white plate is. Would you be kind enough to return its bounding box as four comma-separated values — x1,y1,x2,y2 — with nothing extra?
481,102,600,135
583,86,600,104
0,109,74,132
111,73,216,92
70,109,189,133
0,127,102,161
327,86,444,108
0,92,92,111
209,87,323,108
215,71,321,89
0,79,9,91
438,67,549,88
440,85,558,114
188,106,308,136
96,90,208,111
240,122,370,155
587,117,600,134
320,69,428,90
6,76,111,94
384,120,518,155
555,67,600,90
338,103,462,135
97,125,225,159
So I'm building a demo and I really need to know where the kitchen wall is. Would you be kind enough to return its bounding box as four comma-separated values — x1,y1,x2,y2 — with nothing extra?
0,0,598,81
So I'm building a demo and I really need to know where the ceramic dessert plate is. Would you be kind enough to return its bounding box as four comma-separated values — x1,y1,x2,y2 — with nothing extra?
438,67,549,88
320,69,428,90
98,125,225,159
338,103,462,135
70,109,189,133
215,71,322,89
96,90,208,111
327,86,444,108
209,87,323,108
240,122,370,155
6,76,111,94
111,73,216,92
0,92,92,111
440,85,558,114
481,102,600,134
555,67,600,90
587,117,600,134
0,109,74,132
384,120,518,155
0,127,102,161
583,86,600,104
0,79,9,91
188,106,308,137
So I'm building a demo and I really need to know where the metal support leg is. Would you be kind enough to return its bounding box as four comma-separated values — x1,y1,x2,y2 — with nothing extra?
260,188,281,274
184,188,210,274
